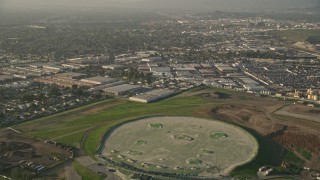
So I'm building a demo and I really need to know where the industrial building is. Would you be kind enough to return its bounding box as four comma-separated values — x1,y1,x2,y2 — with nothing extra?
102,84,141,96
0,75,16,82
88,81,126,93
149,66,172,77
200,63,212,68
189,63,202,69
43,65,67,72
56,72,87,80
80,76,117,85
34,76,94,88
61,63,87,70
307,88,319,101
102,64,125,70
215,63,236,73
129,89,175,103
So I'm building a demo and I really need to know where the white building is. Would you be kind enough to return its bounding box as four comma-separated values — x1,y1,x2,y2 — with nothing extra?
129,89,175,103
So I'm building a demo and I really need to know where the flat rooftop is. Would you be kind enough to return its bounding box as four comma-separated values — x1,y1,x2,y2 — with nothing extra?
0,75,15,81
130,89,175,102
56,72,87,78
103,84,140,93
81,76,117,84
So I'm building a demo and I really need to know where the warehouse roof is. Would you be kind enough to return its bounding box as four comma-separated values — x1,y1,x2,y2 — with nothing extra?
102,84,140,93
81,76,117,84
0,75,15,81
56,72,87,79
130,89,175,102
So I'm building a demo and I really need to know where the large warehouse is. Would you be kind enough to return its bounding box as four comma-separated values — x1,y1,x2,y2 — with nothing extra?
80,76,117,85
129,89,175,103
56,72,87,79
215,63,236,73
0,75,17,83
102,84,141,96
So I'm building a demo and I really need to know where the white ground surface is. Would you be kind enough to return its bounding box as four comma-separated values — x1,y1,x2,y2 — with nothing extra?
102,116,258,177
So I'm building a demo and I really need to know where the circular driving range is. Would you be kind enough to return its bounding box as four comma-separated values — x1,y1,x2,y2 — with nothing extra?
102,116,258,177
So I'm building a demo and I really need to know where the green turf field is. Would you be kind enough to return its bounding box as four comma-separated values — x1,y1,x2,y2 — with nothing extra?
210,132,228,139
148,123,163,128
73,160,104,180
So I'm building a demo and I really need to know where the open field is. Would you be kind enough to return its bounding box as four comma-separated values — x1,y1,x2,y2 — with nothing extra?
275,104,320,123
273,29,320,42
101,116,258,177
3,86,319,178
73,160,104,180
293,42,317,51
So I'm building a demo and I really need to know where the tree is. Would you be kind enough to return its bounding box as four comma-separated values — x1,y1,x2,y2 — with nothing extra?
10,167,33,180
0,112,5,119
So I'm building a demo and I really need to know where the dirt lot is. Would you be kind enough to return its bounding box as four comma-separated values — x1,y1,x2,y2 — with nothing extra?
203,92,286,135
211,104,284,136
287,104,320,115
201,91,320,171
294,41,317,51
0,128,72,176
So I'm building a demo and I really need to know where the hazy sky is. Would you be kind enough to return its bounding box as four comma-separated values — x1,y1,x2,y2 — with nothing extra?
1,0,319,11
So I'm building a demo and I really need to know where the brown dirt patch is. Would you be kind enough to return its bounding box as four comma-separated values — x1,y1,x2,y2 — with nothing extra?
211,104,285,136
0,129,72,172
286,104,320,117
272,127,320,153
209,101,320,171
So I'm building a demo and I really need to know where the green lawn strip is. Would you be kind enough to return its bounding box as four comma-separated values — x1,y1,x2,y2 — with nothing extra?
13,98,123,128
54,130,86,148
71,97,210,129
84,122,118,157
187,159,202,165
296,148,312,160
27,124,92,139
73,160,105,180
13,94,212,153
283,150,305,165
49,96,208,131
210,132,228,139
16,95,210,137
148,123,163,128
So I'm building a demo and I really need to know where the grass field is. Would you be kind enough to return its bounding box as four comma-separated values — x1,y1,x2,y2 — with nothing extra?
14,87,213,153
296,148,312,160
148,123,163,128
273,29,320,42
73,160,104,180
127,150,143,156
187,159,203,165
11,86,304,178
